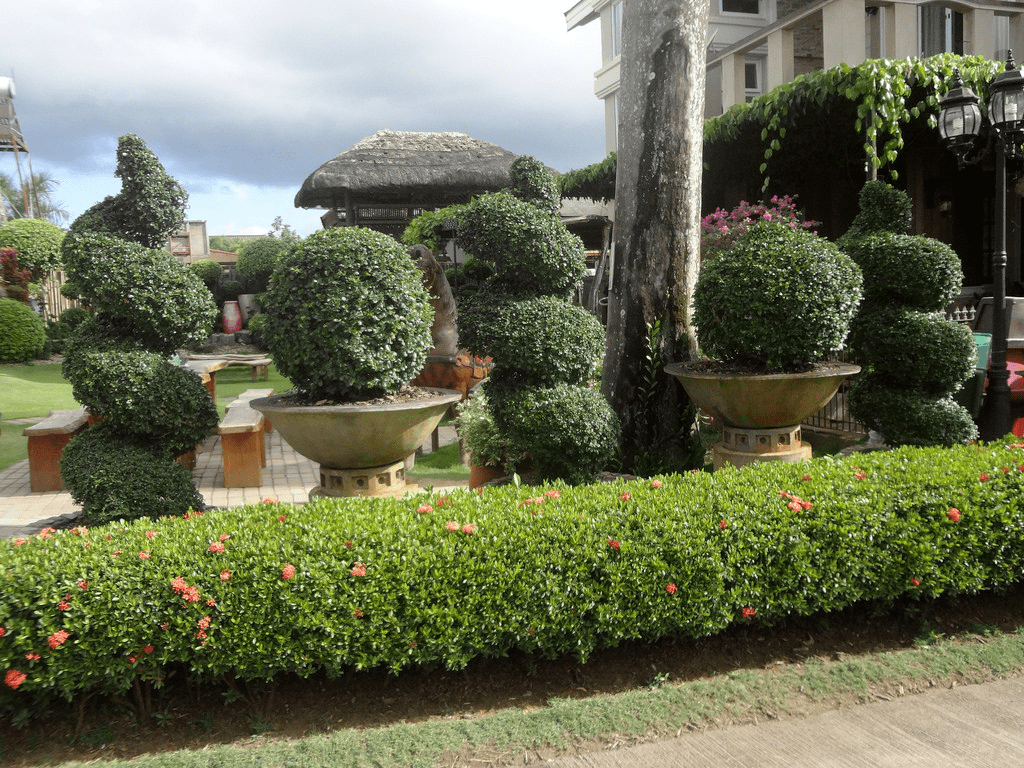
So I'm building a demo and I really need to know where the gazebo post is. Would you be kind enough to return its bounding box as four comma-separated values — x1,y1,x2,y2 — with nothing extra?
344,189,355,228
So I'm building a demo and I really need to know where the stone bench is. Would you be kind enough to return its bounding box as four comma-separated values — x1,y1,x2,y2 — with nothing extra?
218,390,272,488
23,408,89,492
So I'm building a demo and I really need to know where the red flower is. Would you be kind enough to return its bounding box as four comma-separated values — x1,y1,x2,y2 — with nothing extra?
128,655,138,664
910,578,921,587
351,563,367,577
445,521,459,531
855,470,867,480
788,500,803,512
57,599,70,611
353,609,364,618
171,576,187,593
5,670,26,690
146,530,157,539
220,569,231,581
665,583,677,595
344,540,353,548
197,616,211,630
980,472,990,482
778,490,791,498
78,580,88,590
138,551,151,560
607,539,621,550
196,630,207,640
719,520,728,530
206,598,216,607
545,490,561,498
208,541,225,554
143,645,154,654
0,627,5,637
417,504,433,515
801,474,811,482
435,496,449,507
1019,464,1024,472
651,479,663,488
801,500,813,511
25,652,40,661
461,523,477,535
48,630,70,650
742,607,757,618
219,533,231,542
182,586,201,602
281,563,296,580
620,492,632,501
263,497,278,504
12,538,27,546
948,508,961,522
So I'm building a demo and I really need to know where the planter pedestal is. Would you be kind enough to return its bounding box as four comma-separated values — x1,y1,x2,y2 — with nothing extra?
714,425,810,469
313,460,409,498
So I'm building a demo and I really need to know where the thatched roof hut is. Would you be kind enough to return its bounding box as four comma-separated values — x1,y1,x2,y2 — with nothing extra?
294,130,520,237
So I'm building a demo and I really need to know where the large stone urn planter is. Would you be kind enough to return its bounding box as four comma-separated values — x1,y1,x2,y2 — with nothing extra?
665,362,860,469
251,388,461,498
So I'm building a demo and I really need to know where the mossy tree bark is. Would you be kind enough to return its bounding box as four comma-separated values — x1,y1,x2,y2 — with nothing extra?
602,0,709,471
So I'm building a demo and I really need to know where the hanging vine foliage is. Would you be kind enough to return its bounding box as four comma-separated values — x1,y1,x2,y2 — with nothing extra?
557,54,1007,201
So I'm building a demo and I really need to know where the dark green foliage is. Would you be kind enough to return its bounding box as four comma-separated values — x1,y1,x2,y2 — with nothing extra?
59,422,205,526
44,306,90,354
0,297,46,362
843,233,963,310
849,308,975,396
509,155,560,216
556,151,616,203
187,258,222,287
235,238,287,291
261,227,433,402
6,438,1024,709
61,233,217,355
218,279,241,302
475,297,604,386
693,222,862,370
837,179,913,246
247,312,268,350
0,218,64,279
491,383,620,484
849,373,978,446
67,135,188,250
457,191,586,300
401,204,466,252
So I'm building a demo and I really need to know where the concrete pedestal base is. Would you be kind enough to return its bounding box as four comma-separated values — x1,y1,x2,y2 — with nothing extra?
311,460,410,499
713,425,811,469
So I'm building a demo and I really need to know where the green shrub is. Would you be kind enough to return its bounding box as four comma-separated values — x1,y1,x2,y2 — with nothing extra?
402,204,466,253
509,155,560,216
261,227,433,401
59,422,205,526
837,179,913,247
0,219,65,279
235,238,287,292
693,222,863,370
491,383,620,484
188,259,221,287
849,372,978,446
4,439,1024,713
849,309,976,395
842,233,963,310
247,312,269,350
455,388,516,470
44,306,90,354
0,297,46,362
457,192,585,300
475,296,604,386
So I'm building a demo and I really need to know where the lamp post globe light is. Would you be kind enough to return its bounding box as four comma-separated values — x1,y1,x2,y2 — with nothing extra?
938,53,1024,440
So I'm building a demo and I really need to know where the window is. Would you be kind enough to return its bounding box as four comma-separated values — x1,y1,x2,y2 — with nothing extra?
722,0,760,15
744,58,763,102
920,5,963,56
611,1,623,58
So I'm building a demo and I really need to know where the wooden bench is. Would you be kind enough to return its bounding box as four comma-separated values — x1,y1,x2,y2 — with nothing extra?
218,389,272,488
23,408,89,492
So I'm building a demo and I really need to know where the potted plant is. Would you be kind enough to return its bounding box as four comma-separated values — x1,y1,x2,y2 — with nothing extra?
455,387,520,488
249,226,461,498
665,220,863,468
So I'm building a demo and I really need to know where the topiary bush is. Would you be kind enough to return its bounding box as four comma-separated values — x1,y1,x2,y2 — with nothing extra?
692,222,863,371
508,155,560,216
0,218,64,280
836,180,912,245
842,233,963,310
235,237,287,292
44,306,90,355
187,258,221,288
0,297,46,362
59,135,217,523
848,374,980,447
260,227,433,402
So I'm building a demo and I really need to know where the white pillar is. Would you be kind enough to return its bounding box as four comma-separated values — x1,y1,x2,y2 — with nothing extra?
887,2,918,59
720,53,746,111
964,9,996,58
823,0,867,68
766,27,794,92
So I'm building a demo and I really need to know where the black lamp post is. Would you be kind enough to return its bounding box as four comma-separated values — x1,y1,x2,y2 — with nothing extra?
938,53,1024,440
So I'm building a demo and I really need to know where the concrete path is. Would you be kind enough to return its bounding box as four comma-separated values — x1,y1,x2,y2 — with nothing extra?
549,676,1024,767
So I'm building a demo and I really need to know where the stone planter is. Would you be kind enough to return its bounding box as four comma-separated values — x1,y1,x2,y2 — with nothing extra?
250,388,461,498
237,294,260,324
665,361,860,469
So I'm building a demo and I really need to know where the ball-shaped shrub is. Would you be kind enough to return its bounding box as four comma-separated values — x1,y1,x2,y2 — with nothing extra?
848,373,978,446
843,233,962,310
837,179,912,246
693,222,863,371
261,227,433,402
848,308,975,396
63,349,217,457
236,238,287,290
457,192,586,300
509,155,560,216
474,296,604,386
0,218,65,279
0,297,46,362
60,422,205,526
62,233,217,354
188,258,222,287
490,382,620,484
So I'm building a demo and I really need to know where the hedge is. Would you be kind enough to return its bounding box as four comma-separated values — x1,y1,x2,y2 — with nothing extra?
2,439,1023,713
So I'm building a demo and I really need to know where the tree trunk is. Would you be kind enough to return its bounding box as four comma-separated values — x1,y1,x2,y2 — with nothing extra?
602,0,709,471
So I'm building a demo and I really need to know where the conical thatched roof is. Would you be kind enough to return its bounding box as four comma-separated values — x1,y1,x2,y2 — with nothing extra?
294,130,519,209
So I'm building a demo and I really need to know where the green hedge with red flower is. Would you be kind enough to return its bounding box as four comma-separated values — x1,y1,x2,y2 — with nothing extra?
2,438,1024,716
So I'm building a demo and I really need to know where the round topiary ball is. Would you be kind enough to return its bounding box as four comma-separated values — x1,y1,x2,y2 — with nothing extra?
838,180,913,246
0,297,46,362
236,238,287,292
509,155,560,216
848,373,978,447
693,222,863,371
188,258,222,287
490,382,620,484
848,308,975,395
457,191,586,300
0,218,65,279
262,227,433,402
842,233,962,310
474,296,604,386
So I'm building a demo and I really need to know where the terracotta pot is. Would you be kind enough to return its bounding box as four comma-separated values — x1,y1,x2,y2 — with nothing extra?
469,463,504,489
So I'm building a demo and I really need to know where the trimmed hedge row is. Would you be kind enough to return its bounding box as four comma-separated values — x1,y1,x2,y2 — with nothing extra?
2,439,1024,711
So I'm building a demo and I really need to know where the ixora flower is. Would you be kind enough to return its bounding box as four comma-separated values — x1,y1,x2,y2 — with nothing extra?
461,523,477,535
948,508,962,522
351,563,367,577
910,578,921,587
5,669,27,690
220,569,231,581
277,514,288,522
651,479,663,488
607,539,621,550
417,504,433,515
742,606,757,618
544,490,561,498
281,563,296,580
138,551,151,560
208,541,225,554
445,521,460,531
48,630,70,650
620,492,632,501
665,583,678,595
719,520,728,530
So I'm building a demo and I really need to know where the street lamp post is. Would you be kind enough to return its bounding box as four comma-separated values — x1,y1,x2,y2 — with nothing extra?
938,53,1024,440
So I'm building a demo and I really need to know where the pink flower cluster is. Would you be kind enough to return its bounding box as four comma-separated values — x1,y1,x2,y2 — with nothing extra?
780,489,813,512
700,195,818,262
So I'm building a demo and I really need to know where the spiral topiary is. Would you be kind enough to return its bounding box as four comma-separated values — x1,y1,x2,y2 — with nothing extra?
841,233,963,310
692,222,863,371
260,227,433,402
0,297,46,362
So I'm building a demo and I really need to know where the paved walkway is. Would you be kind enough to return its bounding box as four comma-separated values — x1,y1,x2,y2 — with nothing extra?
0,424,461,538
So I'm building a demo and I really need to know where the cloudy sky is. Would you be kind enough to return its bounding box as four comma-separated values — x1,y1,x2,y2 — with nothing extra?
3,0,605,237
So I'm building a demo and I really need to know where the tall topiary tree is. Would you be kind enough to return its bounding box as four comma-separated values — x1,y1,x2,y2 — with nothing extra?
59,135,218,525
457,156,620,484
842,181,977,446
